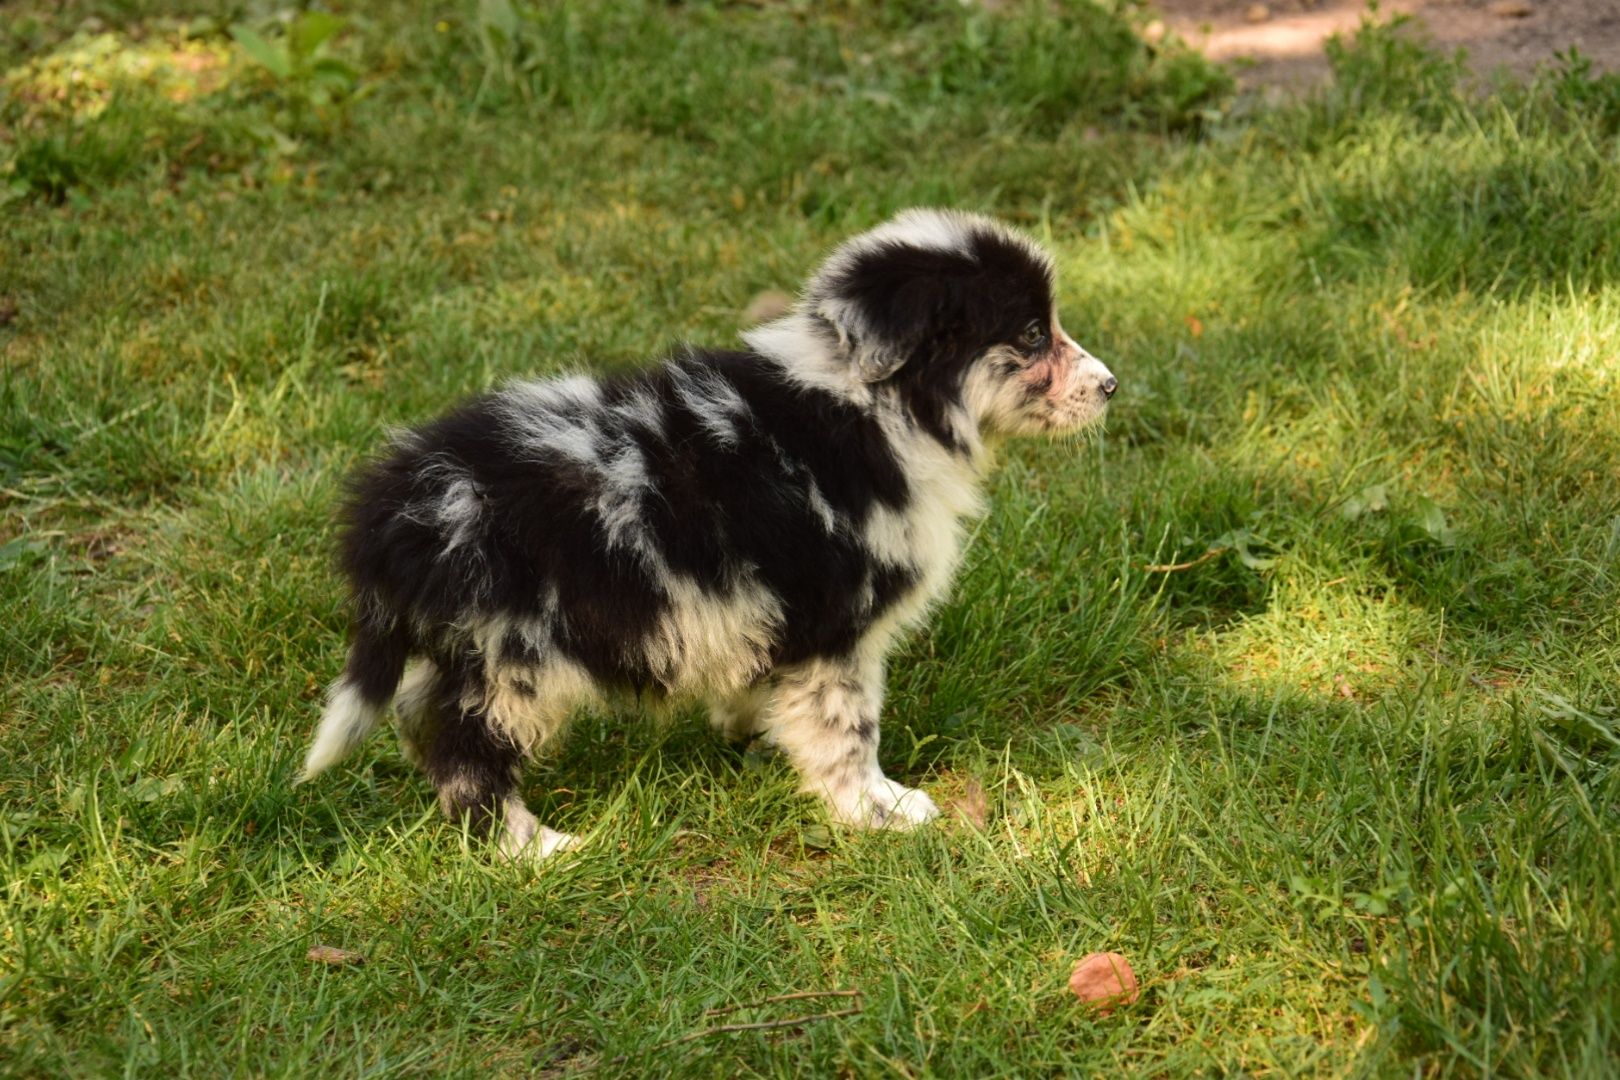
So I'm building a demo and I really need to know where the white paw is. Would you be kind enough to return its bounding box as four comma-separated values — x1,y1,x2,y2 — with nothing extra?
498,799,583,862
500,823,583,862
829,776,940,831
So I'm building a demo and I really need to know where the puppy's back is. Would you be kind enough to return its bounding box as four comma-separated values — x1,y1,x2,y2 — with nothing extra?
336,350,922,694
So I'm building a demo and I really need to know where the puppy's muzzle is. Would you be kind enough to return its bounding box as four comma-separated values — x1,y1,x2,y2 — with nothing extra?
1100,375,1118,400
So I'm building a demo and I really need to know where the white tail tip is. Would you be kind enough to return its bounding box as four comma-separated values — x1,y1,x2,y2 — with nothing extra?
297,680,383,785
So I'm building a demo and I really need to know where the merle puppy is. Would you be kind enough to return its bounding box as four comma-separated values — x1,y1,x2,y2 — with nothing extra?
299,209,1117,860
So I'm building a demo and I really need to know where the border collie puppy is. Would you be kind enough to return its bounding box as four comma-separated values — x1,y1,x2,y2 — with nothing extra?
298,209,1117,860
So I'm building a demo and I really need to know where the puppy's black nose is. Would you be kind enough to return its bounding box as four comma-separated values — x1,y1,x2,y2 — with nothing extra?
1101,376,1118,399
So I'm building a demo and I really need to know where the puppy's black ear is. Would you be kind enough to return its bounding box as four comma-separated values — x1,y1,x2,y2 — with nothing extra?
812,253,959,383
813,294,911,382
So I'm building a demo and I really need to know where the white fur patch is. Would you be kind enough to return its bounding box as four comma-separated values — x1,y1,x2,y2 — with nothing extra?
743,313,872,402
805,478,839,534
504,374,605,413
671,361,752,448
465,617,599,756
499,376,607,465
609,386,666,434
855,207,976,256
298,680,383,783
858,400,989,651
643,576,784,695
707,682,774,742
963,349,1037,434
595,440,656,558
436,475,484,553
484,659,597,756
398,454,487,561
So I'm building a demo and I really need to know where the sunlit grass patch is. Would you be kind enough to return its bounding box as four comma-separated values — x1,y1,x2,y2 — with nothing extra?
1190,585,1433,704
3,31,235,124
2,29,243,203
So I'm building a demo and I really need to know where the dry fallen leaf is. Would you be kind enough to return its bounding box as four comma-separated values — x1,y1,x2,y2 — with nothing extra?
307,944,365,967
743,289,794,325
799,824,836,852
1245,4,1271,23
1069,952,1139,1013
945,778,989,831
1489,0,1532,16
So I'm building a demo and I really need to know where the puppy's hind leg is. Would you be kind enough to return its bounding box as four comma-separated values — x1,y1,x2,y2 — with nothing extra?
422,662,581,862
391,660,439,770
762,657,939,830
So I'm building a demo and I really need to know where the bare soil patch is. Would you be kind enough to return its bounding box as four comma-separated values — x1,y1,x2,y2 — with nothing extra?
1152,0,1620,90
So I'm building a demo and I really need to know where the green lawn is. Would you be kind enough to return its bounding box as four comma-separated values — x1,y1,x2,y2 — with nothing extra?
3,3,1618,1075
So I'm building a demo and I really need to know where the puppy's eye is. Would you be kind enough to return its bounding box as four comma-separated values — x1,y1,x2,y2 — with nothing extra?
1018,321,1046,350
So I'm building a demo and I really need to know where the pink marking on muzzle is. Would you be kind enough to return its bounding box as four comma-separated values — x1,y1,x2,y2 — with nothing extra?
1032,341,1078,403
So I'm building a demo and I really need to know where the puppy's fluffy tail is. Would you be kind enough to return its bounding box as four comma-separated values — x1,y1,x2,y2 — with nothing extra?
296,623,410,785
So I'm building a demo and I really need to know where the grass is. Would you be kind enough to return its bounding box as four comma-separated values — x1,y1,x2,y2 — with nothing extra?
3,2,1619,1075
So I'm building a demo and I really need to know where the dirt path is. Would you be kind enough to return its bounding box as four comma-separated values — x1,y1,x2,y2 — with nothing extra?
1152,0,1620,91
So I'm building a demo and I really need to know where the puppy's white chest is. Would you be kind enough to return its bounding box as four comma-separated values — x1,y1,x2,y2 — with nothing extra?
859,446,985,649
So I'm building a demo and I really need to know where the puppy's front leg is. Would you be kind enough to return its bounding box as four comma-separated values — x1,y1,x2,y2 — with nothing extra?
764,658,939,830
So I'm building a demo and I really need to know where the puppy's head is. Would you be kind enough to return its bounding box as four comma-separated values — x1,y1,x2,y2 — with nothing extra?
804,208,1116,439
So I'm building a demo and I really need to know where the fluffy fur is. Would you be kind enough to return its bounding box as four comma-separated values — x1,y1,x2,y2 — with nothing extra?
299,208,1117,859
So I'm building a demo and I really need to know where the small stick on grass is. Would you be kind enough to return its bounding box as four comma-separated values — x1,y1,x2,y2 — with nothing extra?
1419,646,1493,691
1139,547,1227,573
587,993,864,1071
671,1006,864,1045
704,989,862,1018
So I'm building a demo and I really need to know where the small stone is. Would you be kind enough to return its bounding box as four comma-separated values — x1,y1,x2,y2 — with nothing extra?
1489,0,1532,15
743,289,793,325
1069,952,1139,1013
1245,4,1271,23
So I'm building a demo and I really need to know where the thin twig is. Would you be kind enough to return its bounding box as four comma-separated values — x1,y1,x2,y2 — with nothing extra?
1139,547,1226,573
584,998,864,1072
672,1006,864,1044
1419,646,1493,691
704,989,862,1018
